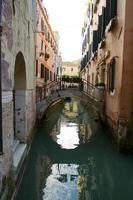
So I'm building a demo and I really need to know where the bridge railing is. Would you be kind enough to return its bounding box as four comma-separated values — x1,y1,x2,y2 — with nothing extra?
36,78,105,104
36,81,60,103
81,79,105,102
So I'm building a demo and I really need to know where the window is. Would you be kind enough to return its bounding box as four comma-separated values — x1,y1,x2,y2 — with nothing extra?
41,41,43,51
28,21,30,36
41,18,44,32
36,60,38,77
92,73,94,85
48,32,50,42
71,68,73,72
12,0,15,15
107,58,116,93
45,45,47,52
50,71,52,81
101,67,105,83
32,0,36,26
41,64,44,78
44,67,49,82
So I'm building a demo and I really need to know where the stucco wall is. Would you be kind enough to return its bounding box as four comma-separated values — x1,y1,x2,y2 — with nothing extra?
0,0,36,185
88,0,126,125
119,0,133,122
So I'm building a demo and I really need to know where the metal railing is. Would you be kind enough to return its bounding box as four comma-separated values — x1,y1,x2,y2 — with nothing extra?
36,81,60,103
80,79,105,102
81,79,96,100
36,78,105,103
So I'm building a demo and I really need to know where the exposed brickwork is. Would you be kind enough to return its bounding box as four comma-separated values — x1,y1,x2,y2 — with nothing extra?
1,58,12,90
2,0,13,50
0,0,36,192
2,101,13,176
26,90,36,139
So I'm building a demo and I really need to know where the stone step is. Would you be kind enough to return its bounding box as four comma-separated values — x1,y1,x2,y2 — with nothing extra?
13,139,20,153
13,143,27,180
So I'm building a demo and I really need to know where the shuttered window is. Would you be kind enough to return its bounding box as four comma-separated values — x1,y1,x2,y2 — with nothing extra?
41,64,44,78
107,58,116,93
36,60,38,77
44,67,49,82
50,71,52,81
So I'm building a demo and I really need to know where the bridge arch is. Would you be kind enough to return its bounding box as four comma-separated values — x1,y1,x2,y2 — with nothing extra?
36,88,93,120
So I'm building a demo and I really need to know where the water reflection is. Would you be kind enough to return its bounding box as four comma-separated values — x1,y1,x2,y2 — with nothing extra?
43,164,78,200
16,99,133,200
49,99,93,149
57,123,79,149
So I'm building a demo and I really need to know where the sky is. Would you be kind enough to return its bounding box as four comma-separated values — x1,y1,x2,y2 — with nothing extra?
43,0,86,61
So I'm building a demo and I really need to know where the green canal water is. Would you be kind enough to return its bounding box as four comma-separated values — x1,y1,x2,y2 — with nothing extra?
16,98,133,200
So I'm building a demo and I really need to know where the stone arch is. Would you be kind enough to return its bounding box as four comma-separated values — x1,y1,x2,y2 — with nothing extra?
13,52,27,142
14,52,26,89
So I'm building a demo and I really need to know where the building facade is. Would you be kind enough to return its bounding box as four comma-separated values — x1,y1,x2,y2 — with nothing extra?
81,0,133,148
36,0,59,102
0,0,36,194
62,60,80,88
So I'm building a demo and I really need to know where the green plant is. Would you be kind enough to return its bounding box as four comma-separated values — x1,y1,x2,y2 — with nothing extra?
45,52,50,59
0,174,15,199
95,82,105,87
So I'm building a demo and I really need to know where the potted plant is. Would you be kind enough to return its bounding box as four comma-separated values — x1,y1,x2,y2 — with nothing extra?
45,52,50,61
40,52,44,57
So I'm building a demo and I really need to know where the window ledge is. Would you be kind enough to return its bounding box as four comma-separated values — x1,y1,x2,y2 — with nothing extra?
110,90,115,96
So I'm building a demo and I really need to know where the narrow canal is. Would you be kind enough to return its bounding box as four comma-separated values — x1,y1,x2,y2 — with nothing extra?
16,98,133,200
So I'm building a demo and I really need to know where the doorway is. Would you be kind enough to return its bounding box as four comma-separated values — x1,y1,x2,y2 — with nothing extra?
14,52,26,142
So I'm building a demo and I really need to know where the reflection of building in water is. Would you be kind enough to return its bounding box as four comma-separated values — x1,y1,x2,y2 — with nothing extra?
79,123,92,144
49,117,61,141
49,100,80,149
78,158,99,200
43,164,78,200
64,101,79,119
36,155,52,200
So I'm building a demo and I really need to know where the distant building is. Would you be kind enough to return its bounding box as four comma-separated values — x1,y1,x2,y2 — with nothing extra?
36,0,59,102
57,53,62,83
81,0,133,148
62,60,80,88
53,32,62,84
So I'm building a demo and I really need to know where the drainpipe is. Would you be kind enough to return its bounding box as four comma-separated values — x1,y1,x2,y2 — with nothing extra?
0,0,3,154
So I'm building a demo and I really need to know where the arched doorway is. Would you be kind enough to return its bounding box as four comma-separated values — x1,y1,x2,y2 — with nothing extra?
13,52,26,142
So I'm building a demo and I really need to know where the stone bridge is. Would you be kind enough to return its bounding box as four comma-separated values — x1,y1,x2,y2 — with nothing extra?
36,88,104,121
